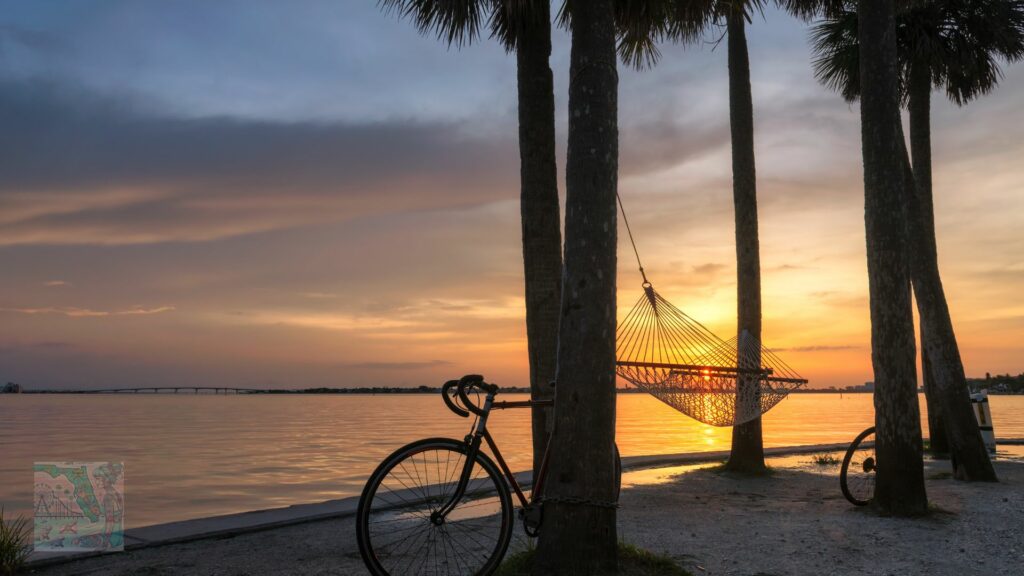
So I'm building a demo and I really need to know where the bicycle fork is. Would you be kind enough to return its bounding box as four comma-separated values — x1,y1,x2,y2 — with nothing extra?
431,391,495,524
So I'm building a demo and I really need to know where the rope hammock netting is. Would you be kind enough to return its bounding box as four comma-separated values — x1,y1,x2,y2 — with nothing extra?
614,195,808,427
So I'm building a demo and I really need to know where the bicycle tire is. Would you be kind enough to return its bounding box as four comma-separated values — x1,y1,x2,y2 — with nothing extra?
840,426,877,506
356,438,514,576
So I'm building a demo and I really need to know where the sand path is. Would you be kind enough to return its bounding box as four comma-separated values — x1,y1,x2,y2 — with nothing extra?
28,457,1024,576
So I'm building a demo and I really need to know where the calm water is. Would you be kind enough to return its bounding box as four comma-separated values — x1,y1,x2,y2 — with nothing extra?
1,393,1022,527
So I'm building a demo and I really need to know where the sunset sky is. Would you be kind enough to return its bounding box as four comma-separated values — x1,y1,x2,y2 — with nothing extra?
1,1,1022,391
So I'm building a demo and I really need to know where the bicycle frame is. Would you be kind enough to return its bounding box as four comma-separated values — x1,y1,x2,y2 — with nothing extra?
434,389,553,521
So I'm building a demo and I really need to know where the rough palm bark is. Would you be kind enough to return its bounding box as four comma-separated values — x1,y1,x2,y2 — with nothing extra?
921,341,949,455
516,0,563,477
909,62,949,458
723,10,766,474
532,0,619,573
857,0,928,515
905,64,997,481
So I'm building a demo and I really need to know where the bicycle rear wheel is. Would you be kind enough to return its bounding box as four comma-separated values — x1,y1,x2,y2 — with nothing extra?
356,438,514,576
840,426,877,506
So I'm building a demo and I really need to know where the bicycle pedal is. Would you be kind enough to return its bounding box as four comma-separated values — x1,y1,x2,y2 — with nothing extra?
520,505,543,533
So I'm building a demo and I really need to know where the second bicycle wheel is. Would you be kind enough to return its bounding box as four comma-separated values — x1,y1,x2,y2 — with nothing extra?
356,438,514,576
840,426,877,506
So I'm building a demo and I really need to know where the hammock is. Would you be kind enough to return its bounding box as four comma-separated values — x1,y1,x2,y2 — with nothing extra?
613,193,808,427
615,282,808,427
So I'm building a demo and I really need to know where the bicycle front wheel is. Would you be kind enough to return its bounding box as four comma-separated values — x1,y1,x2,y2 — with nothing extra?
356,438,514,576
840,426,877,506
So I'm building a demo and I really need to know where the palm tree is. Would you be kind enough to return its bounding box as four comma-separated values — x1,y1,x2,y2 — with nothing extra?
615,0,823,474
378,0,562,476
856,0,929,516
532,0,620,572
723,2,767,474
810,0,1022,481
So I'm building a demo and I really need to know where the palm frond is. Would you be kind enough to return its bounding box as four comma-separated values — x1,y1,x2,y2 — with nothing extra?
379,0,490,48
808,0,1024,106
489,0,551,52
779,0,847,22
614,0,677,69
809,7,861,102
942,0,1024,104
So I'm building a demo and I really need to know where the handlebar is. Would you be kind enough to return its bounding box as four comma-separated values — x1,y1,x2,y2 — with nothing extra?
441,375,498,418
441,380,470,418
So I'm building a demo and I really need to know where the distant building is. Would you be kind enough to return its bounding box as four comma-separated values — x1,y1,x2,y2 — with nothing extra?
863,382,874,392
2,382,22,393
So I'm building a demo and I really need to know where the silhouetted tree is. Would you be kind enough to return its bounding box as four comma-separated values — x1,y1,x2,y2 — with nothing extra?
723,2,765,474
810,0,1021,480
856,0,928,515
533,0,620,572
379,0,562,476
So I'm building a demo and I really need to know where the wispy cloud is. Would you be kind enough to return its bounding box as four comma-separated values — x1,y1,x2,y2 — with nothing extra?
0,306,175,317
42,280,70,287
772,345,861,353
338,360,452,371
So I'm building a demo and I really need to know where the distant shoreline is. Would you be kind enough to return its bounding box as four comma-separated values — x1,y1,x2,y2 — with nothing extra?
8,387,1022,395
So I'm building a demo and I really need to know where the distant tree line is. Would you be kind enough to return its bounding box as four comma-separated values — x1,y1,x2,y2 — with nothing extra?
247,385,534,394
967,373,1024,395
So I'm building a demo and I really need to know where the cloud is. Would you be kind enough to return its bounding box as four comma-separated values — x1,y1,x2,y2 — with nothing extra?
0,79,519,245
691,262,727,276
0,341,75,355
42,280,70,287
772,344,860,352
619,118,732,177
337,360,452,371
0,305,174,317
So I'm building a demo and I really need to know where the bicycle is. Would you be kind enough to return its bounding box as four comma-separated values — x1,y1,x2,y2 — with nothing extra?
839,426,876,506
355,374,621,576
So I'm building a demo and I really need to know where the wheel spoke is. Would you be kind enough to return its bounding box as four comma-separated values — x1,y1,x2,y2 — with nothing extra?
359,442,512,575
841,429,876,506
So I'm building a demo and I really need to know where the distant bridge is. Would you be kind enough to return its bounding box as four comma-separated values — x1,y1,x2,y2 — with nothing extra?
51,386,267,395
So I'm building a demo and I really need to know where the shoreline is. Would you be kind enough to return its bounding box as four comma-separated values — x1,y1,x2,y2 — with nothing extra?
26,438,1024,570
12,389,1024,395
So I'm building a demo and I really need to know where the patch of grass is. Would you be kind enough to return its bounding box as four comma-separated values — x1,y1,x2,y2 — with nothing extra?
0,509,32,576
929,471,954,480
617,542,693,576
493,546,533,576
495,541,692,576
810,453,841,466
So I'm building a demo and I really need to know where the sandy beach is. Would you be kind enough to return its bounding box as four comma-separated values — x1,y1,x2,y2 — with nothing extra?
25,452,1024,576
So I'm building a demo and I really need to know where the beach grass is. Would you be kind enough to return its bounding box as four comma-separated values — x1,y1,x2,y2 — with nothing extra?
0,509,32,576
810,453,842,466
494,541,692,576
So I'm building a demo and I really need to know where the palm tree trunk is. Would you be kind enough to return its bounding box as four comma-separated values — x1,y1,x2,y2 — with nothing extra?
908,64,949,458
857,0,928,516
532,0,618,572
723,11,765,473
920,334,950,455
516,0,562,477
906,65,997,481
